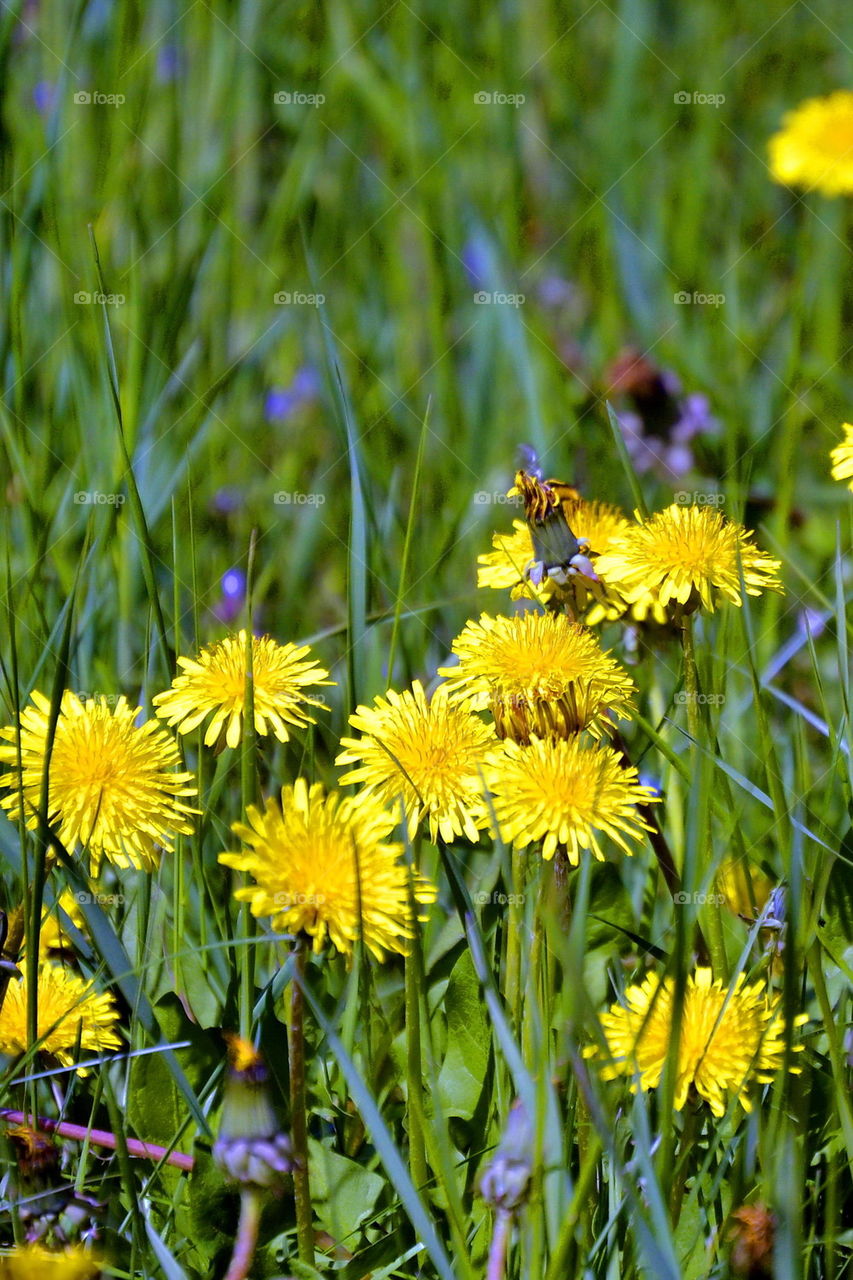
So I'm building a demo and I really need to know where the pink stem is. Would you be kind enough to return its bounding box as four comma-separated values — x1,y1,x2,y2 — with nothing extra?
224,1190,262,1280
486,1210,512,1280
0,1108,195,1171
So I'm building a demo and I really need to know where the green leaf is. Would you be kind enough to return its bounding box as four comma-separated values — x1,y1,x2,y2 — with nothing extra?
437,950,490,1121
307,1136,385,1242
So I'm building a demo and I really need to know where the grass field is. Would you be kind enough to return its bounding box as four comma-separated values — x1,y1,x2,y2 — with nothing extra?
1,1,852,1277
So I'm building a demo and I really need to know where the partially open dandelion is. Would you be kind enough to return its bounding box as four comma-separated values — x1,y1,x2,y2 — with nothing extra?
477,520,552,603
585,967,806,1117
594,505,783,616
477,498,634,621
768,91,853,197
336,681,495,843
438,613,636,743
0,692,197,873
153,630,334,750
485,737,657,863
0,964,121,1072
830,422,853,490
0,1243,103,1279
219,779,436,959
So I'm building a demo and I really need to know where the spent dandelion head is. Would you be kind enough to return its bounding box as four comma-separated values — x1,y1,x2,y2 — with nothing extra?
768,91,853,197
153,630,334,750
0,964,121,1073
484,737,658,863
336,681,496,843
593,504,783,617
585,967,806,1117
219,779,436,960
0,691,197,874
438,613,636,743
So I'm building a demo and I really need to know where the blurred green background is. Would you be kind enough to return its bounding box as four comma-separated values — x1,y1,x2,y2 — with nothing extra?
2,0,852,702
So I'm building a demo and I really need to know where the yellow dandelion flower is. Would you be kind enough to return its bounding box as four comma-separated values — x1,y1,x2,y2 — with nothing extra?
39,889,87,955
769,91,853,197
0,692,197,874
0,1244,102,1280
219,779,437,960
477,521,552,603
153,630,334,750
830,422,853,490
438,613,636,743
0,964,121,1072
484,737,657,863
715,859,775,921
336,681,495,843
586,967,806,1117
593,505,783,616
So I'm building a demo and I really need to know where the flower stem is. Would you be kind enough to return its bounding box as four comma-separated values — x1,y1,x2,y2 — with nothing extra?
288,936,314,1267
681,613,726,976
224,1189,262,1280
486,1209,512,1280
504,844,526,1031
405,927,428,1194
681,612,700,744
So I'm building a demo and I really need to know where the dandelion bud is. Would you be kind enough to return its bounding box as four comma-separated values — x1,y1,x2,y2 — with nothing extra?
479,1101,533,1213
213,1036,297,1191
